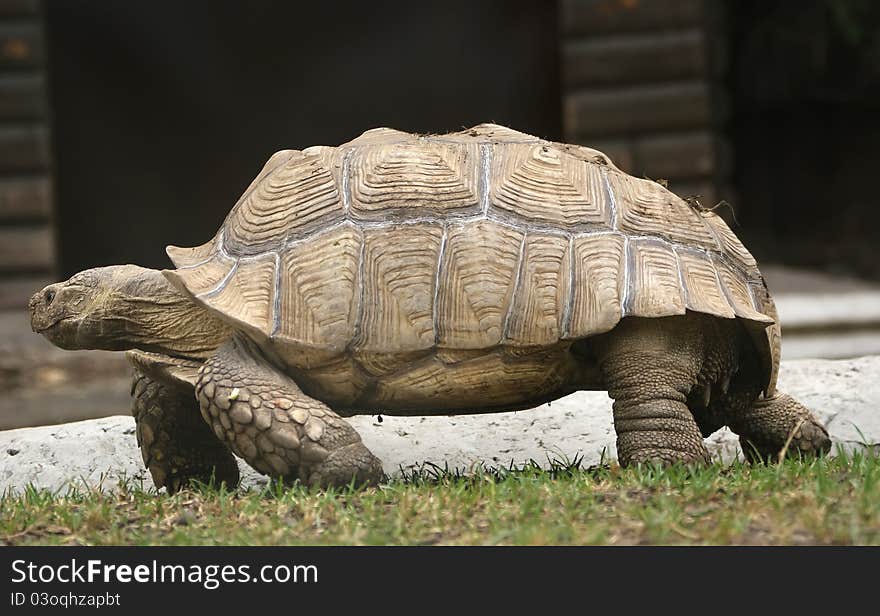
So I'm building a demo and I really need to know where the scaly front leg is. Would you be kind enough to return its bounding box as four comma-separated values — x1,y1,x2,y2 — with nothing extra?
196,337,384,488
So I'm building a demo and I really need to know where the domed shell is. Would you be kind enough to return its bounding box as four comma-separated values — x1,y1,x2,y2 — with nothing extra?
164,123,778,392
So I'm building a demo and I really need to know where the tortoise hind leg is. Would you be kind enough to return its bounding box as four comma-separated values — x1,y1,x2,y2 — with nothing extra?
196,337,384,489
697,344,831,463
719,390,831,463
131,371,240,493
592,316,710,466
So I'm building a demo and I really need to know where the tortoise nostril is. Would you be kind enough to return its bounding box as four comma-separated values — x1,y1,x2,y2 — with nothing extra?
44,289,55,305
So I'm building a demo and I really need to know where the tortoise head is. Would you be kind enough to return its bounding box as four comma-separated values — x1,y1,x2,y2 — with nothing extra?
29,264,170,351
30,264,232,357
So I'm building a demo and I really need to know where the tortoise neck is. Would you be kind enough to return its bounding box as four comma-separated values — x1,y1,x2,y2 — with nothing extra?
76,265,231,359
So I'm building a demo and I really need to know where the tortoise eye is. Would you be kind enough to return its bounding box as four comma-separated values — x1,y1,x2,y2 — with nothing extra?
44,289,56,304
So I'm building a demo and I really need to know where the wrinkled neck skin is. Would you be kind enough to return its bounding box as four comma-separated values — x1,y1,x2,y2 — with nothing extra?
29,264,231,359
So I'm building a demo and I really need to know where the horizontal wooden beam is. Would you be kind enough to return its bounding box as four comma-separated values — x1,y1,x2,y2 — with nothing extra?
0,73,46,119
0,124,49,171
563,29,706,88
564,82,714,139
0,175,50,220
0,1,41,18
581,131,729,181
0,23,43,70
0,224,54,271
561,0,704,36
633,131,728,180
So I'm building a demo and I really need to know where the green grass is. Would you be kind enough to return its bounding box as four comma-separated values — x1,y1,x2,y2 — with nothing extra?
2,451,879,545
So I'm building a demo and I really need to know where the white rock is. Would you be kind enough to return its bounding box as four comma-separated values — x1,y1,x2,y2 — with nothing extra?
1,356,877,494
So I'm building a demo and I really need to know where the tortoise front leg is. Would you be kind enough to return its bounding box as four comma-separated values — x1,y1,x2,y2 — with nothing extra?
593,317,710,466
196,337,384,488
131,371,240,493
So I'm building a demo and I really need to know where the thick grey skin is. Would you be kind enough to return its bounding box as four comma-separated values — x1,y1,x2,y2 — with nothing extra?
196,336,384,488
30,265,830,492
592,314,831,465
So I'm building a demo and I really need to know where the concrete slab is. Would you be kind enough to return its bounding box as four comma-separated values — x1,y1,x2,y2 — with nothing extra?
1,356,877,495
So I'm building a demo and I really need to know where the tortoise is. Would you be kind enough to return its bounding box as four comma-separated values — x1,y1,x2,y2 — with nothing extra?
29,123,830,492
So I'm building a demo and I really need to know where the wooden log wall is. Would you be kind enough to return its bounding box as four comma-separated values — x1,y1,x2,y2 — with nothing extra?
0,0,53,309
560,0,730,210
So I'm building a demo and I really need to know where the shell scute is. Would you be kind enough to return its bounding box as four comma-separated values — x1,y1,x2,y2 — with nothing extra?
436,219,523,348
224,147,343,255
607,171,719,251
277,225,361,350
489,143,610,231
349,141,480,221
355,223,443,352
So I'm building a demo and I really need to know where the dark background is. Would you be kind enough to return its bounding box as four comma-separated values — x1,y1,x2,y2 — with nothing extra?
45,1,562,276
727,0,880,279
